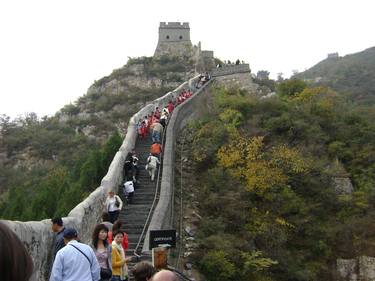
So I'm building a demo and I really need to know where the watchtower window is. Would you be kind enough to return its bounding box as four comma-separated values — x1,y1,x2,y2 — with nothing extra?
179,35,183,40
166,35,170,39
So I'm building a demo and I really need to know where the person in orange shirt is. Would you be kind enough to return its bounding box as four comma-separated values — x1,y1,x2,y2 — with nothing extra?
150,142,162,158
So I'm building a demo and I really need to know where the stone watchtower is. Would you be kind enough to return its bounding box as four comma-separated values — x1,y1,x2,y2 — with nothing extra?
154,22,194,58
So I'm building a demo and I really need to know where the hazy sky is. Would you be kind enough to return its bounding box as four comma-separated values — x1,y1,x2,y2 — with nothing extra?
0,0,374,118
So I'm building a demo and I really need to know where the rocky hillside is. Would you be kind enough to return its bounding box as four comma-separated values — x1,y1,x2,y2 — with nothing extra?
1,56,195,169
57,55,196,140
0,55,199,218
294,46,375,103
179,81,375,281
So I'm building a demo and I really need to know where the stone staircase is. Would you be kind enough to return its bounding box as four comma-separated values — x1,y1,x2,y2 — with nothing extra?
117,135,162,279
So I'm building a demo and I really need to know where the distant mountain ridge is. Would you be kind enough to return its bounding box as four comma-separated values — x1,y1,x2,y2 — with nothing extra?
294,46,375,103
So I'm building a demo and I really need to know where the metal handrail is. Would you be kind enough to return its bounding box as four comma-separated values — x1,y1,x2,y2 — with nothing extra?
132,81,206,259
133,122,167,257
176,129,187,269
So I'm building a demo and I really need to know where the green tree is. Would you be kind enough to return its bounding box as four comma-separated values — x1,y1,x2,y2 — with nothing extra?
201,250,236,281
277,79,307,97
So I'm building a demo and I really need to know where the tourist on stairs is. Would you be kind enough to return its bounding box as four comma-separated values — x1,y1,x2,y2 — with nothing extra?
111,230,131,281
91,224,112,281
123,177,135,204
105,191,123,223
107,221,129,251
146,153,160,181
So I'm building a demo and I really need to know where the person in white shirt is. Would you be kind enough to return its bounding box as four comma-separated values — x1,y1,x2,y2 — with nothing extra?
123,178,135,204
146,154,160,181
105,191,123,223
50,228,100,281
159,108,169,128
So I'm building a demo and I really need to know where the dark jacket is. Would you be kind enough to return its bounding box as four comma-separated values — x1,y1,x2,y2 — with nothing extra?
52,227,65,261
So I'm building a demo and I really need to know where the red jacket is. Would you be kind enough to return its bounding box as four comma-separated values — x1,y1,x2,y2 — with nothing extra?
167,103,175,114
107,231,129,250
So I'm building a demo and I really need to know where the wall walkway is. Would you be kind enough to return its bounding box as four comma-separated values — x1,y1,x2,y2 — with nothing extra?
212,64,251,77
142,80,213,253
0,76,200,281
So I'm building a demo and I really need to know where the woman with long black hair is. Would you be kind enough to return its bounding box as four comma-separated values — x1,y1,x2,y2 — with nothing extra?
92,224,112,281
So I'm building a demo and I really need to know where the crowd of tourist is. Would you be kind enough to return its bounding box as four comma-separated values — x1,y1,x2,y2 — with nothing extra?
48,218,179,281
195,72,211,88
0,80,214,281
136,87,196,142
134,87,197,183
52,87,199,280
1,218,180,281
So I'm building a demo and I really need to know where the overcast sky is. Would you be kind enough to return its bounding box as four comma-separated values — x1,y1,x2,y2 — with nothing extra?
0,0,374,118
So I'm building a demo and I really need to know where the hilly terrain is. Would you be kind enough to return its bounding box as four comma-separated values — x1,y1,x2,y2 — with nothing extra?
294,47,375,104
180,81,375,281
0,55,199,220
2,42,375,280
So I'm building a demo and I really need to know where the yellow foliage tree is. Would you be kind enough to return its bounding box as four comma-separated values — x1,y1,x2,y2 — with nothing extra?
217,136,248,169
217,136,310,195
271,145,310,174
293,86,337,102
245,160,287,194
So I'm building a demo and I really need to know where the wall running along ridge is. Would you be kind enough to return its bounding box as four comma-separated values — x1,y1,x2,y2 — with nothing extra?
142,79,213,252
0,75,200,281
212,64,251,77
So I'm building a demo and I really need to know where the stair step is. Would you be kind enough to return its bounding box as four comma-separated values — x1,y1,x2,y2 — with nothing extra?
116,132,167,277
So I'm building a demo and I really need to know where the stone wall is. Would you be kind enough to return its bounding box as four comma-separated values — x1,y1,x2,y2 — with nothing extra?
201,50,214,58
158,22,191,43
337,256,375,281
154,22,193,58
215,72,260,95
154,42,194,58
0,75,200,281
142,79,213,253
333,177,354,195
212,64,251,77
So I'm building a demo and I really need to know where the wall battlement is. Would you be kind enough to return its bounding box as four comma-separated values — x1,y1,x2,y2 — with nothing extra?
327,52,339,58
212,64,251,77
154,21,193,57
202,50,214,58
159,22,190,29
157,21,191,43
